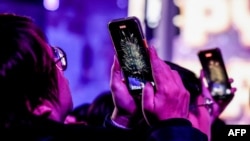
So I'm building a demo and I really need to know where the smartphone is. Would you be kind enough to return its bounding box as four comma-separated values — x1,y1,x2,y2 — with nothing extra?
198,48,233,100
108,16,154,95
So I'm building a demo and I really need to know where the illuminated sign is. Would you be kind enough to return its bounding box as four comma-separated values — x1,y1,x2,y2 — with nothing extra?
174,0,250,47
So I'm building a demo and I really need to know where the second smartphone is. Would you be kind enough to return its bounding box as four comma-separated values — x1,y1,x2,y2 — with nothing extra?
108,16,154,95
198,48,233,100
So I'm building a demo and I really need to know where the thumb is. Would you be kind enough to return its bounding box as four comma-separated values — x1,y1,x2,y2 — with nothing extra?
111,55,122,82
200,69,209,90
142,82,155,125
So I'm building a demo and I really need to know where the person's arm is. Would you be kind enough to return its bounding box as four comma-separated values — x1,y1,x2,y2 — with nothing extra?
103,114,132,130
109,46,209,141
199,70,236,122
187,70,236,140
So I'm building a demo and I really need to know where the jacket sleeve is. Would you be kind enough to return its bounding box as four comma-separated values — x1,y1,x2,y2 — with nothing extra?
103,114,131,130
147,118,208,141
104,114,208,141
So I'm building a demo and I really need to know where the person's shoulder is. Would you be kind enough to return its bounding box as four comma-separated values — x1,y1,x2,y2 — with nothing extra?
149,118,208,141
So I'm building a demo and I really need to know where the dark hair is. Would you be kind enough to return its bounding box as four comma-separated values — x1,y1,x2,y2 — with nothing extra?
0,13,58,127
70,103,91,123
87,91,114,126
164,61,201,107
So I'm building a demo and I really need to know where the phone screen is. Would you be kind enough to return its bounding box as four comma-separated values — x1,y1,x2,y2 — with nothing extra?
198,48,232,100
108,17,154,95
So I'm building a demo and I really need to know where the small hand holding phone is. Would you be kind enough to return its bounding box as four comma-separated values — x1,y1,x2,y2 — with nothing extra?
198,48,233,101
108,16,154,95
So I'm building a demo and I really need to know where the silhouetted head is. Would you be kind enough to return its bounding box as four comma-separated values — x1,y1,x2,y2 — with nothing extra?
0,13,72,127
87,91,114,126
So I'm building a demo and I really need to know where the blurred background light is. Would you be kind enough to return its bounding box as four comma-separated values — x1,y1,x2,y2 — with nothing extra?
43,0,59,11
116,0,127,9
128,0,146,32
146,0,162,28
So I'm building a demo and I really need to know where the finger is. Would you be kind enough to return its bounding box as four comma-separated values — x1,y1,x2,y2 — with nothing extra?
142,82,154,113
199,69,209,89
171,70,186,90
110,55,126,91
148,47,173,87
199,69,205,80
231,87,237,94
199,69,213,99
142,82,155,126
229,78,234,83
122,78,126,83
111,55,122,81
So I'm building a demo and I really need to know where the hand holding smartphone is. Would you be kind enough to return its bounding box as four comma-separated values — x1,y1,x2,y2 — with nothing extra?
108,16,154,95
198,48,233,101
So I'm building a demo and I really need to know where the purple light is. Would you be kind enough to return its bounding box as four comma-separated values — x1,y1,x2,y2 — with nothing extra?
116,0,127,9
